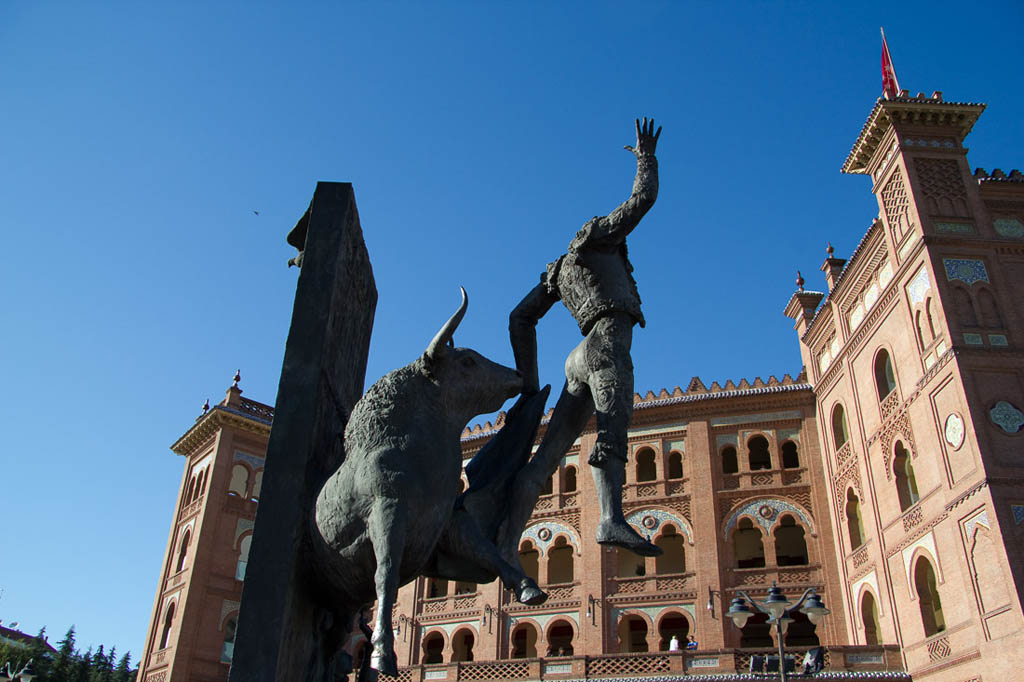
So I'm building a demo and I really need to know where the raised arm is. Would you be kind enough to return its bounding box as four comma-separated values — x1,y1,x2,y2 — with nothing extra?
570,118,661,250
509,280,558,395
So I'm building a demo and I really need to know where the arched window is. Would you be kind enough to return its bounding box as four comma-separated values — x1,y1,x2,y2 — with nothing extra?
953,287,978,327
722,446,738,474
657,612,689,651
874,350,896,400
196,468,208,499
184,477,196,506
654,525,686,573
451,629,475,662
229,464,248,497
159,602,176,650
978,289,1002,328
547,536,574,584
635,448,657,482
784,611,819,647
221,617,237,663
846,489,865,549
861,591,880,645
774,515,808,566
563,466,577,493
252,470,263,501
546,620,574,656
510,624,537,659
458,477,467,494
541,474,553,495
427,578,449,598
740,612,772,648
617,615,648,653
748,436,771,471
893,441,919,512
667,452,683,479
832,404,850,450
236,535,252,581
422,632,445,664
175,529,191,573
519,541,540,583
781,441,799,469
926,298,938,339
915,557,946,636
915,310,927,351
454,581,476,594
733,518,765,568
616,547,645,577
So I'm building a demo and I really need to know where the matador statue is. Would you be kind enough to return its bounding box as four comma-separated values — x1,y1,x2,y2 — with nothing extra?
509,117,663,557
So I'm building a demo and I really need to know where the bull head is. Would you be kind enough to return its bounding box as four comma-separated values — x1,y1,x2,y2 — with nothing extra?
425,287,468,362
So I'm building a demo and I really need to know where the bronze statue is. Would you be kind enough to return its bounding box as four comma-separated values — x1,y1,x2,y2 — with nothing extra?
509,118,663,556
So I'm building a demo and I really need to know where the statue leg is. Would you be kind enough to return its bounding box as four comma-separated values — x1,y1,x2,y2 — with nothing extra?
367,498,403,677
581,315,661,556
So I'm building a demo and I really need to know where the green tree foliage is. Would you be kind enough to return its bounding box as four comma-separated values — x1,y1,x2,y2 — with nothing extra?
0,625,135,682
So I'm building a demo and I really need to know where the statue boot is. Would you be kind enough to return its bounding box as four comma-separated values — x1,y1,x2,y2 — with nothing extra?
592,458,662,557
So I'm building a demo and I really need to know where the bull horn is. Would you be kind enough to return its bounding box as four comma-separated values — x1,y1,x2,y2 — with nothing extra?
426,287,468,361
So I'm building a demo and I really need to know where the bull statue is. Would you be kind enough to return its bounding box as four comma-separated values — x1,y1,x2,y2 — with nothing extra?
312,288,547,678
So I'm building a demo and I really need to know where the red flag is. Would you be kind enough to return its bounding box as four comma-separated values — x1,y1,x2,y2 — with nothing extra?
881,27,901,99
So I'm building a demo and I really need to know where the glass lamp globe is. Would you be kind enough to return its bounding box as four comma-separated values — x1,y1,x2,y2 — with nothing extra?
800,592,831,624
764,585,792,619
727,597,753,629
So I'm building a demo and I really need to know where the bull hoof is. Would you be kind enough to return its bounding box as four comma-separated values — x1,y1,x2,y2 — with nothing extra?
515,577,547,606
596,519,663,557
370,650,397,678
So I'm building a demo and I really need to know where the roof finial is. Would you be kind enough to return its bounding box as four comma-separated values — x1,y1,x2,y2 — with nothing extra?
232,369,241,388
796,270,805,292
826,242,834,258
201,398,210,415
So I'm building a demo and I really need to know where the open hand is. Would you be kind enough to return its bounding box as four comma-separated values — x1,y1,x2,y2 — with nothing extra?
624,117,662,157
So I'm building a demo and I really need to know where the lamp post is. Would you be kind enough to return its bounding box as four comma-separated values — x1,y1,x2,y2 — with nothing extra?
726,584,830,682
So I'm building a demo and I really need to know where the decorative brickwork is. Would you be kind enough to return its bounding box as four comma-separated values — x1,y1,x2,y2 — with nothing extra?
916,157,969,217
882,171,911,240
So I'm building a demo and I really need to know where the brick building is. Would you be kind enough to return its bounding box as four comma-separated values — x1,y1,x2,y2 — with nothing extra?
136,85,1024,682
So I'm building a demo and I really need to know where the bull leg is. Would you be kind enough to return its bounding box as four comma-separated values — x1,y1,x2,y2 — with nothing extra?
367,497,404,677
445,511,546,605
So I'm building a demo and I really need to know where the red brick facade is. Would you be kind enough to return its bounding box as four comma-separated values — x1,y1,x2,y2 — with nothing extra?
137,89,1024,682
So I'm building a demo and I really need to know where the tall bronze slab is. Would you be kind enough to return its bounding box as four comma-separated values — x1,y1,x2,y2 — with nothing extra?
229,182,376,682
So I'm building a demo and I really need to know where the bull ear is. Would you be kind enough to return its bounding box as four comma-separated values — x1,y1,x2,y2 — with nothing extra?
425,287,468,362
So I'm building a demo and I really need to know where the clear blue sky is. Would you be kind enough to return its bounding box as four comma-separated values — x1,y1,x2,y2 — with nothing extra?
2,1,1022,662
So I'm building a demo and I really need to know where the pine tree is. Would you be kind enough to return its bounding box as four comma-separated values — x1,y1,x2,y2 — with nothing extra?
52,626,78,681
27,626,54,681
73,648,92,682
88,644,108,682
113,651,132,682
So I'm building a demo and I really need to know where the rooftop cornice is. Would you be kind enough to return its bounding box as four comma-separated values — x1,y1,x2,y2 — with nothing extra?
842,95,986,175
461,382,812,443
170,403,272,456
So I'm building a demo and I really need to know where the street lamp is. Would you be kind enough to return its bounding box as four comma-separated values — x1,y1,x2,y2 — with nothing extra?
726,584,830,681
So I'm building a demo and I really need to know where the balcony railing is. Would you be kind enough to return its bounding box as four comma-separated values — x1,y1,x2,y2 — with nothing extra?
608,571,693,596
727,564,822,588
396,645,904,680
419,591,480,616
720,468,808,491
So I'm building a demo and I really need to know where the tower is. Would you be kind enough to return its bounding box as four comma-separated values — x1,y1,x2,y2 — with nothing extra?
137,374,272,682
788,87,1024,680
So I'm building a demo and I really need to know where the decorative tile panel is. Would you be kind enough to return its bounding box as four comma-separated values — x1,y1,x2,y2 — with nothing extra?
943,258,989,285
963,333,984,345
710,411,801,427
990,401,1024,434
907,267,931,305
989,334,1009,347
521,520,580,555
902,531,942,593
944,413,965,450
994,218,1024,238
963,510,990,540
722,498,814,540
1011,505,1024,525
935,222,975,234
626,509,693,544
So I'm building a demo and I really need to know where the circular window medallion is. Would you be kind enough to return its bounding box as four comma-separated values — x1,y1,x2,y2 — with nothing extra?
758,505,775,520
991,401,1024,434
944,413,965,450
641,515,658,529
537,527,552,542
